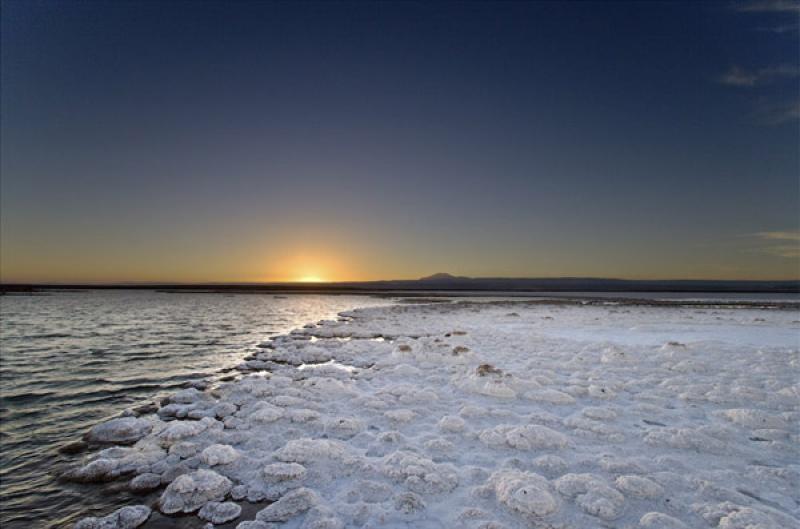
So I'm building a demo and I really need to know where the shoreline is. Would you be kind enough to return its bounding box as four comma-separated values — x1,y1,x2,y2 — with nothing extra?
4,286,800,309
64,299,799,529
0,293,393,529
3,279,800,297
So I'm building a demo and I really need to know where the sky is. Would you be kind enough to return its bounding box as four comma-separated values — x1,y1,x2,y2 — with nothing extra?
1,0,798,283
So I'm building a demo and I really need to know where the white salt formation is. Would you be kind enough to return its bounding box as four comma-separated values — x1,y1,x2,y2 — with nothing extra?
198,501,242,524
70,300,800,528
85,417,153,444
73,505,151,529
159,469,233,513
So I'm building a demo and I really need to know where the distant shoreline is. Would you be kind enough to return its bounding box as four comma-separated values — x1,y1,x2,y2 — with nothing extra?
2,276,799,296
2,285,799,311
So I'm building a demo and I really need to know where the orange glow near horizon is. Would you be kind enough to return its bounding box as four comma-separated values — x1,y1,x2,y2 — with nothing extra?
2,238,799,284
261,250,350,284
295,275,325,283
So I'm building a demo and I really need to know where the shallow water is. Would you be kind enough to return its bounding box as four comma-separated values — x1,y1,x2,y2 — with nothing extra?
0,290,392,528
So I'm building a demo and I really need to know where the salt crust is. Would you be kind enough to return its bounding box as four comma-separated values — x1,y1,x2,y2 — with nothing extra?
70,301,799,528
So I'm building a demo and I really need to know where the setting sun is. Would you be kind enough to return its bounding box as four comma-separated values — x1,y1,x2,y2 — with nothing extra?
296,276,325,283
262,249,354,283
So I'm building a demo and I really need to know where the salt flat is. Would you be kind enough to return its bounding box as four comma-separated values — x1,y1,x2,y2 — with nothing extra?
71,300,800,529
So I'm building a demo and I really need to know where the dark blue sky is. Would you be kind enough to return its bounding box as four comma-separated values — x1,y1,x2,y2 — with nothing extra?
1,0,798,282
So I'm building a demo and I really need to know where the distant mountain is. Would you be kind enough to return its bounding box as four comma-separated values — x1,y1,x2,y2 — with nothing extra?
346,275,800,294
419,272,470,281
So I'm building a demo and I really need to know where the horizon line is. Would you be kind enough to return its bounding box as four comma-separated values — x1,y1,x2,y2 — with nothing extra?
2,276,800,287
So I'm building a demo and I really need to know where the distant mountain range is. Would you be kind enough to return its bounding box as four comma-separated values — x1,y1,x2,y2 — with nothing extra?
338,273,799,293
2,273,799,294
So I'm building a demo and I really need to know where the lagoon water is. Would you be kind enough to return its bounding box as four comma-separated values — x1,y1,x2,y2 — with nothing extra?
0,290,391,528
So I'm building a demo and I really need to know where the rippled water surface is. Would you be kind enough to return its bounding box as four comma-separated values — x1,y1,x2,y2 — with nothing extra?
0,290,392,528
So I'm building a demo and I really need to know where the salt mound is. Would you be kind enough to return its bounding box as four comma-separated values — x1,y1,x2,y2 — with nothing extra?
437,415,466,432
615,475,664,499
554,473,626,520
157,417,214,446
488,469,559,519
644,427,726,453
85,417,152,444
479,424,569,450
159,469,233,514
198,501,242,524
74,505,151,529
274,438,346,463
324,417,365,439
129,473,161,492
381,451,459,494
718,408,789,430
200,444,240,466
639,512,690,528
249,403,285,423
262,462,307,482
256,487,320,522
693,501,796,529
